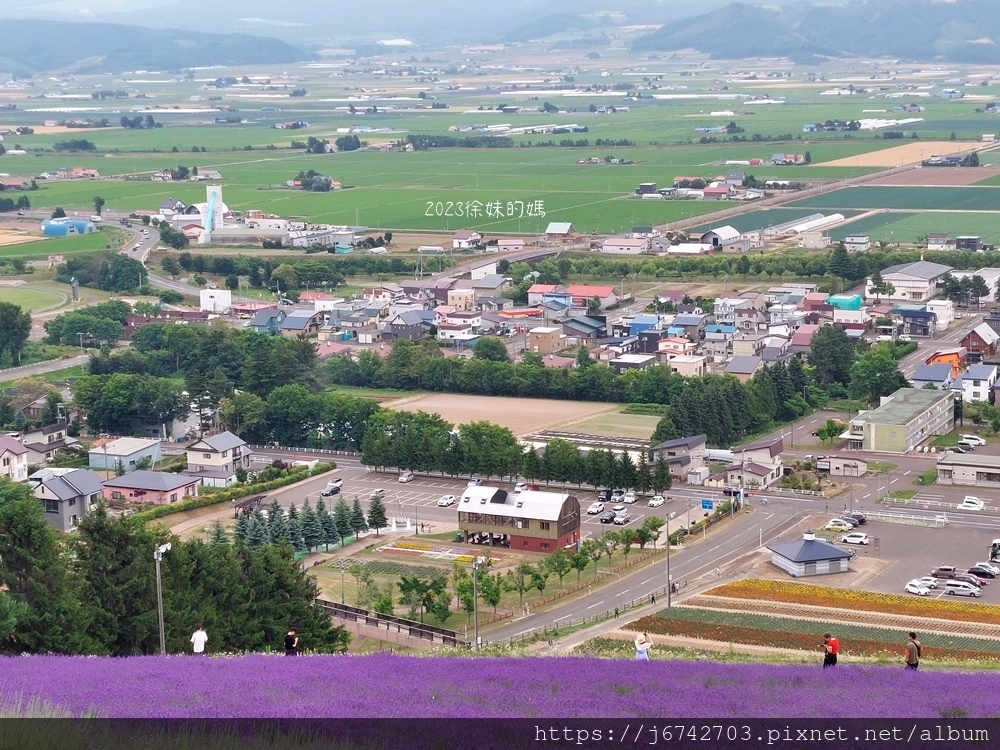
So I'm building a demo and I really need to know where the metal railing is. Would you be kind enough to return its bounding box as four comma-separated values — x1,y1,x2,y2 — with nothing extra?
315,598,470,648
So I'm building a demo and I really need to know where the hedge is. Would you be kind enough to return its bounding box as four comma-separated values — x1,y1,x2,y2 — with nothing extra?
133,463,335,523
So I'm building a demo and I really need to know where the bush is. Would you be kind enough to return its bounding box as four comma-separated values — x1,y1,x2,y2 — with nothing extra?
132,463,334,523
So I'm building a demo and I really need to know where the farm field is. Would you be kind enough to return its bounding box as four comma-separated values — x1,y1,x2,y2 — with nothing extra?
558,409,662,440
819,140,980,167
867,166,1000,186
687,207,864,235
385,393,617,436
787,185,1000,212
825,211,1000,243
0,229,112,259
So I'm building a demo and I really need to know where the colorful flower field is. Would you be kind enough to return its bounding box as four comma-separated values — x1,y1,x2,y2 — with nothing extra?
3,653,1000,718
628,611,1000,662
708,579,1000,623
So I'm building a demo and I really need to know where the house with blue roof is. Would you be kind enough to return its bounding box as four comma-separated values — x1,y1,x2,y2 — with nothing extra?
953,363,998,403
911,363,954,390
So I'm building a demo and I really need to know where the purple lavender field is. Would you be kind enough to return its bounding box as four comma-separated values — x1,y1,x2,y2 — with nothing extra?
1,654,996,718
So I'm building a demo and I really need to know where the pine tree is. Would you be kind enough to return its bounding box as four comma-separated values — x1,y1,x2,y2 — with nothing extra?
350,497,369,535
208,520,228,545
244,516,270,548
286,503,300,522
267,499,289,544
301,500,325,552
333,497,352,544
315,499,338,550
366,495,388,535
286,517,306,553
233,513,251,545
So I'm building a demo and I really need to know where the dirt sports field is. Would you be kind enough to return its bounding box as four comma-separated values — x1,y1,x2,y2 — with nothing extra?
820,141,982,167
0,229,35,247
385,393,617,436
866,166,1000,186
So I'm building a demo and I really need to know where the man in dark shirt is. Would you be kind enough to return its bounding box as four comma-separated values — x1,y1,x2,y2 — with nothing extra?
284,628,298,656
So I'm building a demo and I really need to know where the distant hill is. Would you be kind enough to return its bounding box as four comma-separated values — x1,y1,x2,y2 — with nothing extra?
631,0,1000,63
0,19,313,74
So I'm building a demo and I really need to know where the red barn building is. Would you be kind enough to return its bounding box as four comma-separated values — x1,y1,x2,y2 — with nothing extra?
456,487,580,553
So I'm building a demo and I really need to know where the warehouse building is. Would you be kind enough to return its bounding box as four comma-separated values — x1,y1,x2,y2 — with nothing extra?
841,388,955,453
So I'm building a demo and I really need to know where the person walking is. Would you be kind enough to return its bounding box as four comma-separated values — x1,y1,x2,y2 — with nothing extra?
821,632,839,668
190,624,208,656
284,628,299,656
905,632,921,670
614,607,619,619
634,633,652,661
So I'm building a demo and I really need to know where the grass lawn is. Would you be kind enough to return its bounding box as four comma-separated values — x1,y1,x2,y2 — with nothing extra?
913,468,938,486
0,286,67,312
561,409,661,440
888,490,918,500
0,229,114,259
867,461,899,473
932,434,958,447
0,364,87,391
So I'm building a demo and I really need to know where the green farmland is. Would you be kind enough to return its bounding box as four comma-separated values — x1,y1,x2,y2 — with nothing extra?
830,211,1000,244
788,185,1000,211
0,230,112,259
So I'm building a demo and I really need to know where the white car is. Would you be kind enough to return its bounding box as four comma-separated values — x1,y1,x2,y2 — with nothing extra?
623,491,637,504
587,501,605,515
904,581,932,596
912,576,939,589
648,495,665,508
369,489,385,500
898,334,912,342
612,511,631,525
467,478,483,487
437,495,456,507
960,434,987,446
513,482,527,494
398,470,414,483
959,496,985,511
975,562,1000,577
840,532,870,545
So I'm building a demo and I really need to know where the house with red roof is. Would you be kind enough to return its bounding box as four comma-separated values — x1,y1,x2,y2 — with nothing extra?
452,229,482,249
566,284,619,310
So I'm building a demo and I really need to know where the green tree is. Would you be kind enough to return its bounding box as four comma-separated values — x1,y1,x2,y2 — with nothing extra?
471,336,510,362
366,494,388,535
504,563,535,608
333,497,352,543
827,243,853,290
849,346,909,405
582,538,604,577
816,418,845,445
92,196,106,216
602,530,621,568
544,548,571,588
350,497,369,536
0,303,31,366
808,325,856,388
301,500,325,551
642,516,665,548
652,454,672,493
569,548,590,583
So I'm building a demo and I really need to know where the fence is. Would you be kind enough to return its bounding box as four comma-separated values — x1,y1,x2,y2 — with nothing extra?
768,487,825,497
249,444,360,458
865,510,947,528
315,598,469,648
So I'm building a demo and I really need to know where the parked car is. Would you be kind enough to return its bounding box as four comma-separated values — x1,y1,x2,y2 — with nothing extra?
613,511,631,525
398,470,414,483
587,501,605,515
599,511,617,524
898,334,912,342
945,580,982,597
437,495,456,507
513,482,527,494
467,478,483,487
844,512,867,525
610,489,626,502
904,581,931,596
975,562,1000,577
956,440,977,451
912,576,939,590
648,495,665,508
623,491,638,504
369,489,385,500
959,496,985,511
967,566,997,579
612,505,627,515
320,479,343,496
825,519,853,532
932,565,959,579
838,516,860,528
960,434,987,446
956,573,988,587
840,532,870,545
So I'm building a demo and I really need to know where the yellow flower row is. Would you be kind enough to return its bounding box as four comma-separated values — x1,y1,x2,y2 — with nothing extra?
390,541,435,552
707,578,1000,625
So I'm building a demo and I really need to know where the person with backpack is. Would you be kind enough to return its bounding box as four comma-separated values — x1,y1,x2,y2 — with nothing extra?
821,632,839,668
905,632,921,670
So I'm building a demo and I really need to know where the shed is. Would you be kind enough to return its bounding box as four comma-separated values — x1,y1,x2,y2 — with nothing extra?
767,530,854,577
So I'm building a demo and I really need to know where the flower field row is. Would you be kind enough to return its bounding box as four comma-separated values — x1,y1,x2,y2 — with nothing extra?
707,579,1000,624
4,653,1000,718
386,541,435,552
636,607,1000,655
629,614,993,662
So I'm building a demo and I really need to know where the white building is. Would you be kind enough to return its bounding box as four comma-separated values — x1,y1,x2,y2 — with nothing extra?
601,237,650,254
956,364,998,403
866,260,953,303
925,299,955,330
0,436,29,482
844,234,871,253
199,289,232,313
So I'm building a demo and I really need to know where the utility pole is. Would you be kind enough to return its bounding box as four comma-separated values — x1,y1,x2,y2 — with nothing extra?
154,543,171,655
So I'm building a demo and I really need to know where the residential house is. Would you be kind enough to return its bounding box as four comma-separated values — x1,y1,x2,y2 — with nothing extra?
545,222,580,243
102,471,200,506
0,436,29,483
767,303,799,326
910,363,954,390
956,236,982,252
724,171,746,187
609,353,658,374
927,233,951,251
89,437,162,473
734,307,767,332
383,310,433,341
867,261,953,303
925,300,955,330
184,431,251,487
924,348,967,379
627,314,661,337
671,313,708,341
539,354,575,370
657,289,686,307
649,434,707,479
703,324,737,362
725,355,763,382
496,238,525,252
844,387,955,453
471,274,508,299
954,363,998,403
844,234,871,252
21,423,78,464
631,226,654,239
561,315,607,341
280,309,325,337
703,185,733,200
789,324,822,354
566,284,619,310
714,297,752,325
447,287,476,311
892,305,936,337
248,308,286,335
452,229,482,249
700,226,750,253
29,468,104,532
962,323,1000,362
658,336,697,357
667,354,707,378
528,327,565,355
727,435,784,489
526,284,562,307
799,292,831,312
158,198,186,215
761,336,791,363
601,237,650,254
732,331,767,357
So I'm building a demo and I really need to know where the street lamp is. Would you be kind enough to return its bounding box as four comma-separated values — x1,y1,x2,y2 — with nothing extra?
154,542,171,655
472,555,486,652
665,522,672,608
77,331,87,354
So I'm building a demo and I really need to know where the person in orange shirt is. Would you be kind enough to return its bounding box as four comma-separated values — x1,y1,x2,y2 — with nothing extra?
821,632,839,668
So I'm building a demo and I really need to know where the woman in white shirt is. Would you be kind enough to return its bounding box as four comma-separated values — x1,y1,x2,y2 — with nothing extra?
634,633,652,661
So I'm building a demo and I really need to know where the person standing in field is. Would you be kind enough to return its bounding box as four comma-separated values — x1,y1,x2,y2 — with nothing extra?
821,632,838,668
190,624,208,655
284,628,299,656
634,633,652,661
905,632,921,670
